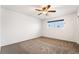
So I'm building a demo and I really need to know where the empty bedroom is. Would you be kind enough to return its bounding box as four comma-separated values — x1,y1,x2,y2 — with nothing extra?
0,5,79,54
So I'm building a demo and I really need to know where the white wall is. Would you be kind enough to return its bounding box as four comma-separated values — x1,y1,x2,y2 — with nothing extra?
42,13,79,43
77,8,79,17
75,14,79,43
2,8,41,46
0,6,2,51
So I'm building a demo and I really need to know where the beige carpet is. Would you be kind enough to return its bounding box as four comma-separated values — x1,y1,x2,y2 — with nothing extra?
1,37,79,54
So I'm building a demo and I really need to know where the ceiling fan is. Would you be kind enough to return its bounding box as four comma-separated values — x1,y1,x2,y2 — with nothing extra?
35,5,56,15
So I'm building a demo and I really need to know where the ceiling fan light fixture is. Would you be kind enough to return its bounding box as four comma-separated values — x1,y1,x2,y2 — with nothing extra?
42,11,47,14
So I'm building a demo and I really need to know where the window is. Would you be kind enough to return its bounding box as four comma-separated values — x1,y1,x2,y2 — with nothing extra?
48,19,64,28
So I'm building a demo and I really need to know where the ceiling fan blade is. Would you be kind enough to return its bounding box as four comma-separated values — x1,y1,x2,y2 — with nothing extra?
47,5,51,9
35,9,42,11
38,13,42,15
48,10,56,12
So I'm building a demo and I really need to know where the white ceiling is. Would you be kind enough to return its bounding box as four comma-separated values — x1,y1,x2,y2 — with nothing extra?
2,5,79,20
